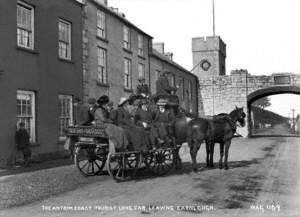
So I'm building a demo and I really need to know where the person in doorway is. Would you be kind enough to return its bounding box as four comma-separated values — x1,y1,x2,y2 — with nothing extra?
15,122,31,167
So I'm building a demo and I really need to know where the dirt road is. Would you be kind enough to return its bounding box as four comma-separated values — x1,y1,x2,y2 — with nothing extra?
1,137,300,217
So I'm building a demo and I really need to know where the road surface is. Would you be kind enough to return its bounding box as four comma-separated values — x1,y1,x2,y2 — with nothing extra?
1,137,300,217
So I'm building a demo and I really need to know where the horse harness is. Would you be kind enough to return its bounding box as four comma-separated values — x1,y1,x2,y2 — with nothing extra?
208,116,237,141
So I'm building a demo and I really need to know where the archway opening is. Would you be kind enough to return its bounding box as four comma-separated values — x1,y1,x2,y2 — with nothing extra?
247,86,300,137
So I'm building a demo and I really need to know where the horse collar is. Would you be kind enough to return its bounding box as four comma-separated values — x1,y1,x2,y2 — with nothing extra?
225,116,237,131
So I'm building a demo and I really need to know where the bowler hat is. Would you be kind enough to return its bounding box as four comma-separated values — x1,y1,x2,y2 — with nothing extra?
97,95,109,106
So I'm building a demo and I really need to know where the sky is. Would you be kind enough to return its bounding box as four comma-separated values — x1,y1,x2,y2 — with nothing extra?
266,94,300,118
108,0,300,116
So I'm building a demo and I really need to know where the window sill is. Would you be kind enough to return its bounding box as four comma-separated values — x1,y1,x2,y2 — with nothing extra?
124,87,133,93
96,81,110,87
138,55,146,60
123,48,133,54
58,57,74,64
96,35,109,43
16,46,39,55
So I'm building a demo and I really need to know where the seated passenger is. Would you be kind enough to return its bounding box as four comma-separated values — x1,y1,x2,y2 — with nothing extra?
116,97,149,151
152,99,175,145
134,100,158,147
94,95,128,153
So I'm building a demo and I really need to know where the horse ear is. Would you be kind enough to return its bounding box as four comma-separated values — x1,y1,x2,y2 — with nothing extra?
235,105,238,109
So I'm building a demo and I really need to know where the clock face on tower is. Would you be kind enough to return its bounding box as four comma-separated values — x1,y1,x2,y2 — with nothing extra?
200,59,211,71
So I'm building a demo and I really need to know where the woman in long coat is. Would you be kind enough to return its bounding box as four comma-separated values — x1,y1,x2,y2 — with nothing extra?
115,97,149,151
94,95,128,152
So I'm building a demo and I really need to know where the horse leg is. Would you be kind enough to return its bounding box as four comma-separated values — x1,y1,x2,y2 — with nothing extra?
209,142,215,167
174,144,182,170
219,142,224,169
205,141,210,167
224,140,231,170
189,140,201,172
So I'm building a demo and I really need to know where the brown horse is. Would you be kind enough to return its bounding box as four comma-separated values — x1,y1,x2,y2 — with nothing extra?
171,107,246,171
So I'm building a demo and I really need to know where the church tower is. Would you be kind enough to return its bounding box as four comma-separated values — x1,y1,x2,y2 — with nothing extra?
192,36,226,78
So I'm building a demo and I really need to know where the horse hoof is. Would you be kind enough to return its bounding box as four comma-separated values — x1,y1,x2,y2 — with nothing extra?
224,166,229,170
219,165,223,169
193,168,198,172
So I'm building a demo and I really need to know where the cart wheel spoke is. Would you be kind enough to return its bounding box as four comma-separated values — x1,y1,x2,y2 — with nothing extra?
107,152,138,182
147,149,174,176
75,145,107,177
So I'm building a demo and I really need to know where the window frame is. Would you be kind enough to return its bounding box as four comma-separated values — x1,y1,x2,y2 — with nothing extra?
58,95,73,141
96,9,106,38
178,77,185,102
188,80,193,112
97,47,107,84
124,58,132,89
123,26,131,50
138,34,144,56
169,74,176,87
156,70,161,81
17,90,36,143
138,63,145,79
58,18,72,60
17,1,34,49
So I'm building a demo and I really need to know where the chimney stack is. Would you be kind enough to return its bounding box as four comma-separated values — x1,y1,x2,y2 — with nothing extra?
153,42,165,54
165,52,173,61
96,0,108,5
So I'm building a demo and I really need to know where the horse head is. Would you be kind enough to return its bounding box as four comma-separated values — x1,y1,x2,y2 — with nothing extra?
231,106,246,127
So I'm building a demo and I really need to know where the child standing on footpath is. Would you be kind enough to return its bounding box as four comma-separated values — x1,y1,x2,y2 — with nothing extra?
15,122,31,167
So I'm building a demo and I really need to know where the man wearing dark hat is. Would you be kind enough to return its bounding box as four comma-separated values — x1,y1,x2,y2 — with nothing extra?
136,77,150,97
156,71,177,96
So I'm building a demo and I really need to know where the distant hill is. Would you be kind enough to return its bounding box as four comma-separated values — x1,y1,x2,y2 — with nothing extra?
251,106,289,126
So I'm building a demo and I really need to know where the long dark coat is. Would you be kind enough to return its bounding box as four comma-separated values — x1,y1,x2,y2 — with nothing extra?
116,107,149,151
94,107,128,150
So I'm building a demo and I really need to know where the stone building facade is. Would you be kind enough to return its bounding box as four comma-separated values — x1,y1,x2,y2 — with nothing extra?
82,0,152,105
82,0,199,114
150,46,199,114
0,0,83,167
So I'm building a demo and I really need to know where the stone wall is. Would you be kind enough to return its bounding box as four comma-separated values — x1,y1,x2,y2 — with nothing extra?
198,70,300,137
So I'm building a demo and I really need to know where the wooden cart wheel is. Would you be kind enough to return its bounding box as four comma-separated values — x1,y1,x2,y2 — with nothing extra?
74,145,107,176
107,152,140,182
145,148,174,176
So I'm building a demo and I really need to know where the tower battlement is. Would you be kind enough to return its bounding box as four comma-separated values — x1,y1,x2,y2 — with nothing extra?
192,36,226,78
192,36,226,57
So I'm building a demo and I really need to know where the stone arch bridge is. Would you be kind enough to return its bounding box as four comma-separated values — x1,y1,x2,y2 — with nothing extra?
198,70,300,137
